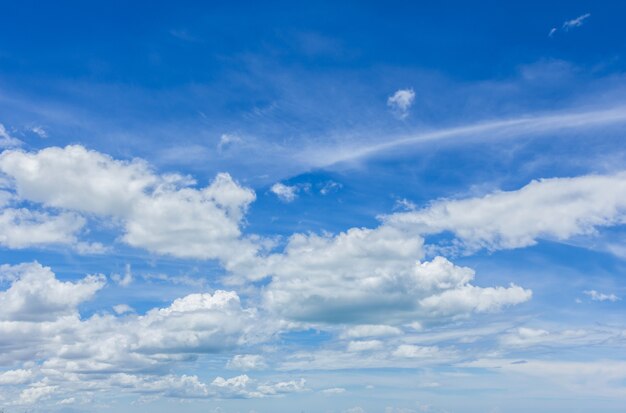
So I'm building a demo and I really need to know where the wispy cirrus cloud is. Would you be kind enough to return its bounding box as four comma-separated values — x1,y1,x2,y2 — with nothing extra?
549,12,591,37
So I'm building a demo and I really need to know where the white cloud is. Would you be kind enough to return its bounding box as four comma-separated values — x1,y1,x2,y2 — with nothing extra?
0,208,85,249
0,262,268,378
0,124,22,148
30,126,47,138
264,232,531,323
0,146,260,269
111,263,133,287
0,369,33,385
107,373,304,400
15,381,56,405
548,13,591,37
112,304,134,315
321,387,346,394
563,13,591,31
461,358,626,397
310,106,626,167
418,283,531,317
319,180,342,195
386,172,626,252
218,133,242,152
584,290,620,302
392,344,442,359
270,182,298,202
0,262,104,322
387,89,415,119
347,340,383,352
227,354,267,371
342,324,403,339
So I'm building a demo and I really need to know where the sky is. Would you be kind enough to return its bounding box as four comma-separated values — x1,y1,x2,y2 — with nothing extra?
1,1,626,412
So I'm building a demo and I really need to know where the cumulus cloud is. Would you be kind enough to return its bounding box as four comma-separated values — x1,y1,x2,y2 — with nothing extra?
385,172,626,252
584,290,620,302
0,262,104,322
264,232,531,323
0,208,85,249
0,263,267,376
270,182,299,202
0,146,259,270
15,381,56,405
0,369,33,385
55,372,304,402
387,89,415,119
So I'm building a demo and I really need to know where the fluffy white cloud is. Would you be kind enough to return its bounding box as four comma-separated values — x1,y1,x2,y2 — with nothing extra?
0,146,259,267
270,182,298,202
386,172,626,252
0,208,85,249
0,263,267,376
387,89,415,119
264,230,530,323
15,381,56,405
0,262,104,322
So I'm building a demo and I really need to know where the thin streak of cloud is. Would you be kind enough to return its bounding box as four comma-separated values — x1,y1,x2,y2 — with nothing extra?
304,105,626,167
563,13,591,31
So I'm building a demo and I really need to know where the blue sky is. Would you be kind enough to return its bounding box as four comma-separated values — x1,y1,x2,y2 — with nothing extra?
1,1,626,412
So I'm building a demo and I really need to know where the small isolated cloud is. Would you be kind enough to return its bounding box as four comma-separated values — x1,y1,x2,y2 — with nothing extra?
321,387,346,395
112,304,134,315
563,13,591,31
0,124,22,148
549,13,591,37
218,133,242,152
584,290,620,302
270,182,298,203
320,180,342,195
387,88,415,119
394,198,417,211
226,354,267,371
30,126,47,138
111,263,133,287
